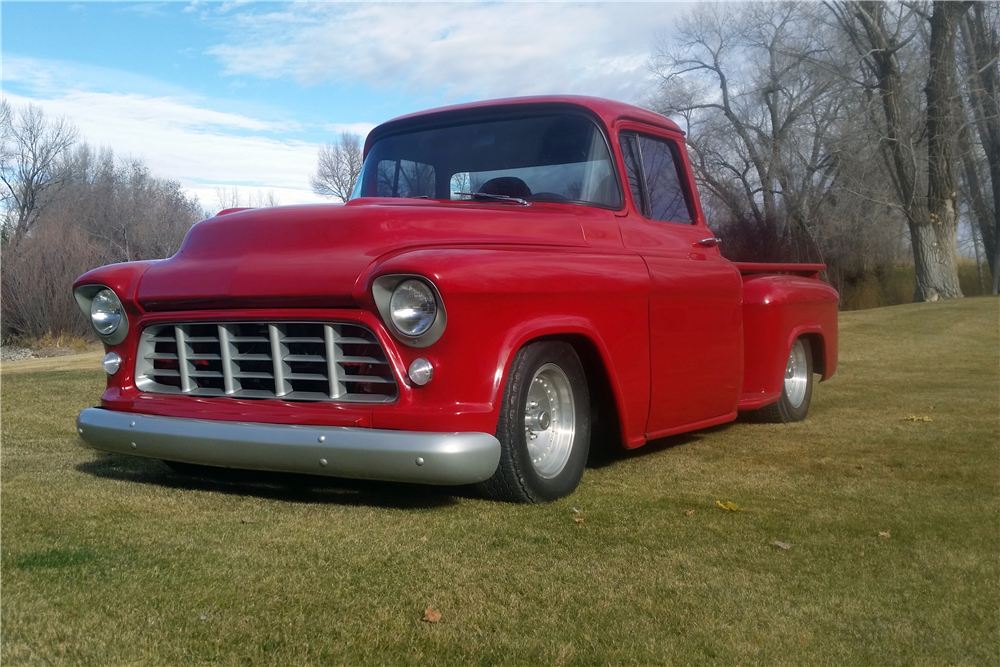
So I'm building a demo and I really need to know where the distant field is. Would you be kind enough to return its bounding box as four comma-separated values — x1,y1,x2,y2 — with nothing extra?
1,350,103,375
2,298,998,666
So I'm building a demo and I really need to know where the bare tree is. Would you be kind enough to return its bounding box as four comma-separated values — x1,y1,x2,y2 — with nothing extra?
959,2,1000,293
834,1,969,301
311,132,363,203
1,101,79,249
57,146,203,264
214,186,280,212
924,1,972,300
0,223,101,339
649,4,848,229
1,125,202,340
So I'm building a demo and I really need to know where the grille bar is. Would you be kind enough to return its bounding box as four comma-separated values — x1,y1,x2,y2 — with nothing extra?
136,321,397,403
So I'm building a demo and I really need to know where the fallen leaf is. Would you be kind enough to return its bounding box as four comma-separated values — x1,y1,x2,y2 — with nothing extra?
903,415,932,422
772,540,793,550
716,500,739,512
878,531,891,539
684,509,695,517
422,606,442,623
573,517,584,525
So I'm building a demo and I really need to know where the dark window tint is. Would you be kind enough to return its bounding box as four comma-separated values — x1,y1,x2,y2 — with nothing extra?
619,133,693,224
619,134,646,215
357,113,622,208
376,159,435,198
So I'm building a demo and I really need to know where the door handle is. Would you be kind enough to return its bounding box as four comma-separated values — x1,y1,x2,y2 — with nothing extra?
696,237,722,247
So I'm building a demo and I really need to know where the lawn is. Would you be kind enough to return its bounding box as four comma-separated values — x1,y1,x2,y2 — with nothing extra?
2,297,998,666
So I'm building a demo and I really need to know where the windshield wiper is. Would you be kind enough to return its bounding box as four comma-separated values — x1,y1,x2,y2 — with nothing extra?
453,191,531,206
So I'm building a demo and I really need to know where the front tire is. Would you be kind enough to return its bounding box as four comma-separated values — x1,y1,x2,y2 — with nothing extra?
479,341,590,503
753,337,813,423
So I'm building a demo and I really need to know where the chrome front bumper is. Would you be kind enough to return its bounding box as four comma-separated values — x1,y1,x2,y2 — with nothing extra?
76,408,501,485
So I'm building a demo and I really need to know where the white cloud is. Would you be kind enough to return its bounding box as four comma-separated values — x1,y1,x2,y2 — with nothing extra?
2,88,325,207
321,122,378,138
208,2,689,102
1,2,694,210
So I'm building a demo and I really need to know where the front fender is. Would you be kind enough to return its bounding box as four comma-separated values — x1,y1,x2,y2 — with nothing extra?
361,247,651,445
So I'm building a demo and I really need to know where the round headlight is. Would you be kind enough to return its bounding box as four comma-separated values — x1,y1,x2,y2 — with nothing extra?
389,279,437,337
91,288,124,336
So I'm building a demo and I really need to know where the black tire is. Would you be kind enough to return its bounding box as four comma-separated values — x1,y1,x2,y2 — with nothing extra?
753,337,813,423
478,341,590,503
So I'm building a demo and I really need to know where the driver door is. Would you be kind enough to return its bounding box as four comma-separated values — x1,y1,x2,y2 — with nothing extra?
618,130,742,437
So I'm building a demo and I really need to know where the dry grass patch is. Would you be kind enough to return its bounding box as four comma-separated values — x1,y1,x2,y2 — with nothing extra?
1,350,104,375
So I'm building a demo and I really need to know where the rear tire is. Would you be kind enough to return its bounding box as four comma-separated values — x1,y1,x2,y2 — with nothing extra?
478,341,590,503
753,337,813,423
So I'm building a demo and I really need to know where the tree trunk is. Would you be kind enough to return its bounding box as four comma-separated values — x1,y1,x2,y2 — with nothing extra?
919,1,969,301
961,3,1000,293
957,112,997,276
844,2,970,301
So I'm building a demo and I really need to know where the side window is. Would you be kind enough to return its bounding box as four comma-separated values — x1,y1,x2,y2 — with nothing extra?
619,133,693,224
619,135,647,215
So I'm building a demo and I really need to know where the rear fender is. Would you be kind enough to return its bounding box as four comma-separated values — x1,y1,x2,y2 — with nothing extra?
740,274,838,410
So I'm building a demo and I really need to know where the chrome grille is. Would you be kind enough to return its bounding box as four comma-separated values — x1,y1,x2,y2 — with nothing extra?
135,322,397,403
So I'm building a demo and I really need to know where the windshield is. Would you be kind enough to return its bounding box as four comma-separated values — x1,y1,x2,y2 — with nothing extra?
352,112,622,208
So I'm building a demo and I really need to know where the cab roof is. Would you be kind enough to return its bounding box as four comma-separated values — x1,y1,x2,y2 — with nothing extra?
364,95,682,155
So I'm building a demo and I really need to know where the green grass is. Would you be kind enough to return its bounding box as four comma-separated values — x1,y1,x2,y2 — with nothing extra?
2,298,998,666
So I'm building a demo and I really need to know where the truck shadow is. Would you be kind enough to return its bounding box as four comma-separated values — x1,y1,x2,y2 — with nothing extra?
75,453,459,509
587,423,732,469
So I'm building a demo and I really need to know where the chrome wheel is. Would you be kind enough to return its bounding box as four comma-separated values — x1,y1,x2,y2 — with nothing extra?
524,363,576,479
751,336,814,424
479,341,590,503
784,339,809,409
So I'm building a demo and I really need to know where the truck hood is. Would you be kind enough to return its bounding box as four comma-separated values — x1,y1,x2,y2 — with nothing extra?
137,198,592,311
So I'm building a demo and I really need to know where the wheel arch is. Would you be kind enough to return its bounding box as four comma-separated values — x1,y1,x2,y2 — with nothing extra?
799,331,827,378
534,333,625,454
496,322,638,452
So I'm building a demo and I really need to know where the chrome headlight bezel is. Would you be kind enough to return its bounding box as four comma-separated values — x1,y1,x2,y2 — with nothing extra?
372,275,447,348
74,284,130,346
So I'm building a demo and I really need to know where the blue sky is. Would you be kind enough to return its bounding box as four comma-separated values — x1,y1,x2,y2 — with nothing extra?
2,1,691,209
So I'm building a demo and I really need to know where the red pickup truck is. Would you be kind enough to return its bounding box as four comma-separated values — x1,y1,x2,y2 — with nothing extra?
74,96,838,503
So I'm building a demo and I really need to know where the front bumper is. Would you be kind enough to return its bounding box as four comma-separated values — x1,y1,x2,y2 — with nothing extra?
76,408,501,485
